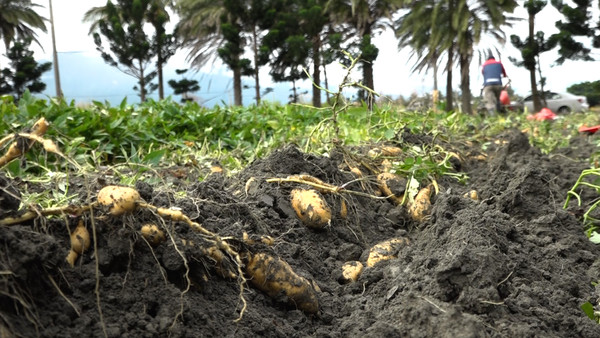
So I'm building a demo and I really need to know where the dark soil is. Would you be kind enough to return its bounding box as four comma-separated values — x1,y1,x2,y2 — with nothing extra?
2,128,600,337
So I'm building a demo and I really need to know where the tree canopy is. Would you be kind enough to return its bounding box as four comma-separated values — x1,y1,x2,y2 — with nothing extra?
0,38,51,99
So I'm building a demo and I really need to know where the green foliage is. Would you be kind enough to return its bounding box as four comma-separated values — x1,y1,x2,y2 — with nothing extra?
550,0,595,64
568,81,600,107
84,0,176,102
581,301,600,323
168,69,200,102
0,38,51,99
0,0,47,50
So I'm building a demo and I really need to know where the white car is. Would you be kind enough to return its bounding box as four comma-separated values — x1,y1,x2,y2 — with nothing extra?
522,91,589,114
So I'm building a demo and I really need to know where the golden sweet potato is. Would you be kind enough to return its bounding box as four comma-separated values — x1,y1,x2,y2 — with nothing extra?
97,185,141,216
203,246,236,279
66,220,91,267
140,224,166,246
245,252,319,314
463,190,479,201
368,145,402,158
408,184,433,222
290,188,331,229
340,199,348,219
377,172,405,205
366,237,410,267
340,261,364,283
350,167,363,177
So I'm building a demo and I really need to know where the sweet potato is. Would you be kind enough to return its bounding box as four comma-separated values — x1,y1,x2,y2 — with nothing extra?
243,232,275,246
463,190,479,201
408,184,433,222
366,237,410,267
290,188,331,229
340,261,364,283
66,220,91,267
140,224,166,246
377,172,405,205
368,145,402,158
350,167,363,177
340,199,348,219
97,185,141,216
245,252,319,314
203,246,236,279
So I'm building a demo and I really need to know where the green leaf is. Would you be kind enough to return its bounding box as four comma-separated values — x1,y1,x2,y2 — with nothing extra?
383,129,395,140
589,231,600,244
581,302,596,320
143,149,166,166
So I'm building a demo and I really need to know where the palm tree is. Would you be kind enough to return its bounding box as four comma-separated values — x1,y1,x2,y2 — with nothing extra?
453,0,518,114
176,0,248,105
396,0,517,114
326,0,403,106
0,0,47,56
395,1,456,111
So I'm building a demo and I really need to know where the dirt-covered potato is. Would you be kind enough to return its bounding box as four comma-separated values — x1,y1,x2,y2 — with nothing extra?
368,145,402,158
463,190,479,201
97,185,141,216
377,172,405,205
340,261,364,283
290,188,332,229
340,199,348,219
408,184,433,222
245,252,319,314
140,224,166,246
366,237,410,267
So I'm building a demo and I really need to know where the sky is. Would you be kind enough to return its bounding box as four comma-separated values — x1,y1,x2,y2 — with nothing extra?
4,1,600,107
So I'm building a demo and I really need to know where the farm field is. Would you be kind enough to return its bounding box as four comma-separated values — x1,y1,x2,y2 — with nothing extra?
2,95,600,337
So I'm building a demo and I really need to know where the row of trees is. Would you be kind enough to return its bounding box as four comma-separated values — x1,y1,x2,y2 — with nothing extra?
0,0,50,98
1,1,599,111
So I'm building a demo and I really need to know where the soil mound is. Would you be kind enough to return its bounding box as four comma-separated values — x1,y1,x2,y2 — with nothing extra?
1,129,600,337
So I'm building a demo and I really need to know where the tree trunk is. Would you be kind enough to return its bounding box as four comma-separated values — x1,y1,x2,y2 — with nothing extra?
362,60,374,110
291,79,298,103
157,51,164,100
445,46,454,112
49,0,62,99
312,36,321,108
233,66,242,106
433,60,438,91
139,59,146,102
323,63,330,105
231,50,243,106
253,25,260,105
459,51,472,114
528,10,542,112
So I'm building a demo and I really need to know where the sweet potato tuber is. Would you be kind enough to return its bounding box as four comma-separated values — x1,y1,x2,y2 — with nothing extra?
368,145,402,158
97,185,141,216
408,184,433,222
377,172,405,205
245,252,319,314
140,224,166,246
66,220,91,266
366,237,410,267
290,188,331,229
463,190,479,201
340,261,364,283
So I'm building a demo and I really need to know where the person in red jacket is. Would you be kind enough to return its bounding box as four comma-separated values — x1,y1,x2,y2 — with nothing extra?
481,54,508,115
